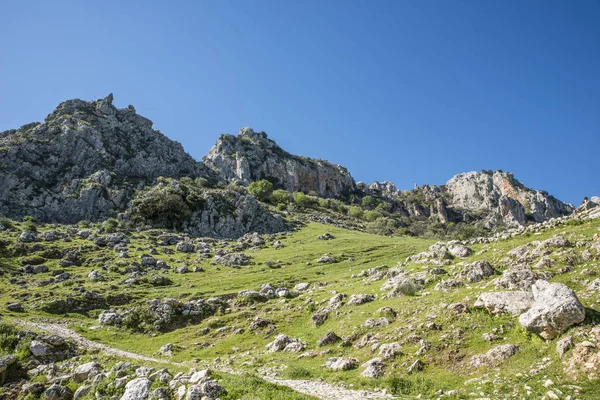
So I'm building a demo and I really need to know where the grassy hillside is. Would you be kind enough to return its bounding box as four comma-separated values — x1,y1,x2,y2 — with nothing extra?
1,215,599,399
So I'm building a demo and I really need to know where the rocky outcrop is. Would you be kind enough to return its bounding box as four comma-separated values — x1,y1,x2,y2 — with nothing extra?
0,94,215,223
203,128,355,198
445,170,573,226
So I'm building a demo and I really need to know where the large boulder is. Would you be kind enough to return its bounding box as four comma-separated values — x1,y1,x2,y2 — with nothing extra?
474,291,534,316
120,378,151,400
519,281,586,340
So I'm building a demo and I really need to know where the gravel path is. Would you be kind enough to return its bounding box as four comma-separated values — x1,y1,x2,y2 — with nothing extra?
262,376,393,400
17,320,393,400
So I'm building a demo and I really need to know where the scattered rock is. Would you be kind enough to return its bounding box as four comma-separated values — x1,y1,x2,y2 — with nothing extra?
469,344,520,368
325,357,359,371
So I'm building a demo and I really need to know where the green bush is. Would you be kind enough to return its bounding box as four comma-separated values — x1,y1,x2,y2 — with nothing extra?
22,216,36,223
247,180,274,202
132,189,191,229
271,189,291,204
366,217,398,235
348,206,363,219
0,322,19,353
361,195,379,209
22,221,37,232
0,217,14,229
363,210,382,221
293,192,313,208
103,218,119,233
317,198,330,208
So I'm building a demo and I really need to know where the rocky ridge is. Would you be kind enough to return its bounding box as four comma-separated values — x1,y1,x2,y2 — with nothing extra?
203,127,355,198
0,95,577,237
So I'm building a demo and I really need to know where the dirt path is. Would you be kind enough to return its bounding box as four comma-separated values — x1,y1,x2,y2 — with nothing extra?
16,320,393,400
17,320,176,366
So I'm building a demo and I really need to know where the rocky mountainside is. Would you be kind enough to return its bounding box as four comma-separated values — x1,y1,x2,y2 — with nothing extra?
0,94,216,223
358,171,574,229
0,95,575,237
203,128,355,198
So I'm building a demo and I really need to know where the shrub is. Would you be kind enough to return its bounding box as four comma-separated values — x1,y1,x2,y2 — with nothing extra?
361,195,379,209
247,180,274,202
293,192,313,208
132,189,191,229
363,210,382,221
271,189,291,204
348,206,363,219
0,322,19,353
317,198,330,208
0,217,14,229
22,221,37,232
22,216,36,223
366,217,398,235
103,218,119,233
285,366,313,379
276,203,287,211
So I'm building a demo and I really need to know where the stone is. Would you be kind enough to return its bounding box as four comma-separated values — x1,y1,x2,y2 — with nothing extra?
237,290,267,304
266,334,293,352
30,340,53,357
469,344,520,368
378,342,403,360
73,361,100,383
564,341,600,380
19,231,37,242
293,282,310,292
318,332,340,347
448,244,473,258
121,377,152,400
214,253,251,267
519,281,586,340
407,360,425,374
42,384,73,400
73,385,91,400
87,270,105,282
98,309,121,325
160,343,174,356
176,241,195,253
474,291,534,316
495,266,547,291
556,336,574,358
325,357,359,371
316,254,337,264
463,260,495,283
347,293,375,306
6,302,24,312
361,358,384,378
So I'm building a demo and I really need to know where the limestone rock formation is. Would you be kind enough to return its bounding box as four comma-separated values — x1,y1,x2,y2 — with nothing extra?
445,170,573,226
0,94,215,222
203,127,355,198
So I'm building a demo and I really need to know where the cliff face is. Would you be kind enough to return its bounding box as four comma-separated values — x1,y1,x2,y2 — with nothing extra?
203,128,356,198
445,171,574,225
0,94,215,223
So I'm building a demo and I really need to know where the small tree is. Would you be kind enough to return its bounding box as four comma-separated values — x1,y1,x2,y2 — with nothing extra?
247,180,274,202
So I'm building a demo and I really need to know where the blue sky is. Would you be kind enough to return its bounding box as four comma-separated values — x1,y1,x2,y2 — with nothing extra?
1,1,598,204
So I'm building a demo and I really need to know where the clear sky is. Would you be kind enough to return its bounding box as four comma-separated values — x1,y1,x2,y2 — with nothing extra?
1,1,598,205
